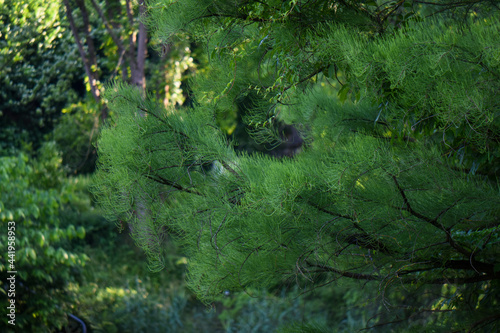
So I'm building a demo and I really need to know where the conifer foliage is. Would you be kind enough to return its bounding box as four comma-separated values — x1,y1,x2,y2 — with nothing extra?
94,1,500,330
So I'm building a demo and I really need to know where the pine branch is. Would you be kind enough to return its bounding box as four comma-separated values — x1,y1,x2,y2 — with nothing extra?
345,233,395,255
281,66,327,93
391,175,472,257
306,260,499,285
305,261,379,281
111,94,192,140
144,174,204,196
403,273,500,285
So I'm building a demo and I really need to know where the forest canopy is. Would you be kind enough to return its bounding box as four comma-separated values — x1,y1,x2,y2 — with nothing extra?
93,1,500,331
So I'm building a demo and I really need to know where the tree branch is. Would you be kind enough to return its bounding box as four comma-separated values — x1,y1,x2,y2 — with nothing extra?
89,0,126,55
392,175,472,257
144,174,204,196
305,261,379,281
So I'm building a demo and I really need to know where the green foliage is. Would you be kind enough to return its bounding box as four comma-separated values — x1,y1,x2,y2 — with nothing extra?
95,1,500,331
0,142,88,331
0,0,85,150
72,276,188,333
51,101,100,174
216,288,327,332
70,221,317,333
278,322,329,333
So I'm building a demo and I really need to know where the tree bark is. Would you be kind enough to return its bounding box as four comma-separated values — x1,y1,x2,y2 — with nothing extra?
125,0,147,91
135,0,148,91
75,0,98,72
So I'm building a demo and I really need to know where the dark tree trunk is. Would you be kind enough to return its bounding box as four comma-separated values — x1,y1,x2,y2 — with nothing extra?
135,0,147,92
63,0,101,106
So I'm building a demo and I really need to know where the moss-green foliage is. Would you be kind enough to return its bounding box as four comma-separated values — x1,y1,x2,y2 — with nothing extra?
0,143,88,331
94,1,500,331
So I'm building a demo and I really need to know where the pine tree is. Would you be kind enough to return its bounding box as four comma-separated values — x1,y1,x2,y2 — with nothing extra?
93,1,500,330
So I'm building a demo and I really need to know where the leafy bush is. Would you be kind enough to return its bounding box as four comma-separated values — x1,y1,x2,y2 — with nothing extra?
0,142,88,332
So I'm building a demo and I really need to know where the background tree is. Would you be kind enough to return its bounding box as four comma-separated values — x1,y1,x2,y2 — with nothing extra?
94,0,500,331
56,0,198,173
63,0,148,109
0,0,85,151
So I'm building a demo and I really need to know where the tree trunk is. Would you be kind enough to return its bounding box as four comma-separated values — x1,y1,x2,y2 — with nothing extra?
135,0,147,92
125,0,147,92
75,0,98,72
62,0,101,105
